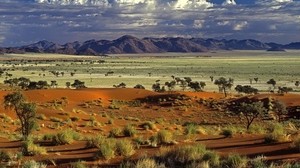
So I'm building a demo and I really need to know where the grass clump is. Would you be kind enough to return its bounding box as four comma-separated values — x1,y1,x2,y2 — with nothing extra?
109,128,123,138
95,138,117,160
248,124,266,134
141,121,157,130
222,154,248,168
23,138,47,156
157,130,173,144
135,158,166,168
22,160,47,168
250,156,267,168
71,160,87,168
116,139,135,157
264,123,289,143
184,123,198,135
202,151,220,167
53,129,82,145
50,117,63,123
86,135,105,148
123,124,137,137
36,114,47,120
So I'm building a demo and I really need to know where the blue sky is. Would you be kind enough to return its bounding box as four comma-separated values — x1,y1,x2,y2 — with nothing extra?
1,0,300,46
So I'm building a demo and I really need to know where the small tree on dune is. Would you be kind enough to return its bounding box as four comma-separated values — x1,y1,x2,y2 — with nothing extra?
4,92,37,140
235,102,267,130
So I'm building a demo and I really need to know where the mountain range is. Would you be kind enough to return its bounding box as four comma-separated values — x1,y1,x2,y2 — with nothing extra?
1,35,300,56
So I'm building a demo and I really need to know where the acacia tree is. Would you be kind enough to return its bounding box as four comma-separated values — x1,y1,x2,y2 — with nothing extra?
214,77,233,97
4,92,37,140
236,102,267,130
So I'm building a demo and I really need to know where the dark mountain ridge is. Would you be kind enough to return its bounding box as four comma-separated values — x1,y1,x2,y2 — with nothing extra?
0,35,299,56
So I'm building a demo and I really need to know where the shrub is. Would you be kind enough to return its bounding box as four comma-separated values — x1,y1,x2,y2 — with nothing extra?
107,118,114,124
95,138,116,160
70,116,80,122
22,160,47,168
109,128,123,138
157,130,173,144
86,135,105,148
135,158,166,168
71,160,86,168
221,129,233,138
223,154,248,168
53,129,81,145
116,139,135,157
123,124,137,137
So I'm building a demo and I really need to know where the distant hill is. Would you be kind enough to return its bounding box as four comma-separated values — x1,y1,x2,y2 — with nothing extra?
0,35,299,56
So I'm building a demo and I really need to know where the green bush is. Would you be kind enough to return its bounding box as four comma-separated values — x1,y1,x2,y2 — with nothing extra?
123,124,137,137
223,154,248,168
221,129,233,138
50,117,63,123
157,130,173,144
22,160,47,168
116,139,135,157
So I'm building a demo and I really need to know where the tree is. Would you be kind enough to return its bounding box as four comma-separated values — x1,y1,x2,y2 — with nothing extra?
179,80,188,91
66,82,71,88
189,81,206,92
254,77,259,83
209,76,214,82
267,78,276,88
235,85,258,94
133,84,145,89
50,80,57,88
71,80,86,89
236,102,267,130
214,77,233,97
295,81,299,87
165,81,176,91
4,92,37,140
278,87,293,94
272,100,287,122
113,82,126,88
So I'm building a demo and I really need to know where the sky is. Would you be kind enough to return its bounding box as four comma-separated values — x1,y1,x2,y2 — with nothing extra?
1,0,300,46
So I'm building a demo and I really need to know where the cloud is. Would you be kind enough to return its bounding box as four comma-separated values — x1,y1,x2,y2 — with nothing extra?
223,0,236,5
0,0,300,46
